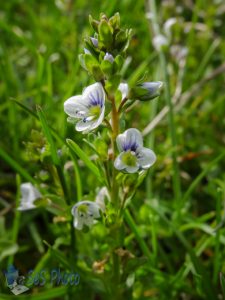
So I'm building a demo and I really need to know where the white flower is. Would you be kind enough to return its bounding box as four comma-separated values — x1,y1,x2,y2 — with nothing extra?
164,18,177,38
64,83,105,133
153,34,169,51
104,52,114,63
114,128,156,173
95,187,110,211
90,37,98,48
71,201,102,230
17,183,41,211
118,83,129,100
84,48,91,54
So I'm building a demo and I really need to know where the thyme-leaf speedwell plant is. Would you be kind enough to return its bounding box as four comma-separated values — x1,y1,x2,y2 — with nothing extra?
63,13,162,234
15,13,162,299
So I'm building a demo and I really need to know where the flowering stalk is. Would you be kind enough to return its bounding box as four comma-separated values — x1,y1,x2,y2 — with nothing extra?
62,12,162,298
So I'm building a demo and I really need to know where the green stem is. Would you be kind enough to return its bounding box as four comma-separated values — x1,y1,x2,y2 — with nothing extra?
109,94,121,296
110,96,119,208
148,0,182,208
118,97,128,114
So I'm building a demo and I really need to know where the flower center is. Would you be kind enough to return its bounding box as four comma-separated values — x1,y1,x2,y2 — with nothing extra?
121,151,137,167
89,106,101,117
77,204,88,214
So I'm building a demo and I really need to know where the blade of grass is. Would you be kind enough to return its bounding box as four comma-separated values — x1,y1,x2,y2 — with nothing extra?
220,273,225,300
66,139,102,183
28,222,45,254
124,209,153,263
148,0,181,208
0,147,35,184
69,152,82,200
150,204,216,300
182,150,225,204
193,39,220,82
36,105,70,204
213,188,223,284
7,174,21,266
36,105,60,166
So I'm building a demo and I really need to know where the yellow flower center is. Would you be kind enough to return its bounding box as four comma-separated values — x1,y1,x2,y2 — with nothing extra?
121,151,137,167
89,106,101,117
77,204,88,214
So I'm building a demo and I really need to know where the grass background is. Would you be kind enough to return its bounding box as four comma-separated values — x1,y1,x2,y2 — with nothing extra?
0,0,225,299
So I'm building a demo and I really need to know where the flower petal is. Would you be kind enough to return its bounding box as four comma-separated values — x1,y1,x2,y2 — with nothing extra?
89,105,105,131
125,165,139,173
104,52,114,63
137,147,156,169
83,82,105,108
118,83,129,100
114,153,127,170
71,200,101,230
116,128,143,152
64,96,88,118
74,213,84,230
95,187,110,211
18,183,41,211
75,120,95,132
84,216,95,228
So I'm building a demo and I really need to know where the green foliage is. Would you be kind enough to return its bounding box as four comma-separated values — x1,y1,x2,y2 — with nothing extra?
0,0,225,299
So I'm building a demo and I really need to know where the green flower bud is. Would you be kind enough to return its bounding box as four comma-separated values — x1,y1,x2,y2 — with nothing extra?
131,81,163,101
89,15,99,32
109,12,120,30
98,20,113,49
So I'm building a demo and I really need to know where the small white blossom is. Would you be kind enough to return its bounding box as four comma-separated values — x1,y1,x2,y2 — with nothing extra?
17,183,41,211
138,81,163,100
95,187,110,211
104,52,114,63
64,83,105,133
118,83,129,100
84,48,91,54
90,37,98,48
164,18,177,38
114,128,156,173
153,34,169,51
71,201,102,230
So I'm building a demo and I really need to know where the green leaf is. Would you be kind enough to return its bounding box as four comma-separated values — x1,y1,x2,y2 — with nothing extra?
98,20,113,47
66,139,103,183
0,240,18,262
220,273,225,299
43,241,71,270
114,55,124,70
36,106,70,204
105,74,121,94
89,14,99,32
36,106,60,166
150,204,217,300
101,59,113,76
109,12,120,30
83,54,99,71
183,150,225,204
92,65,104,81
0,147,35,184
